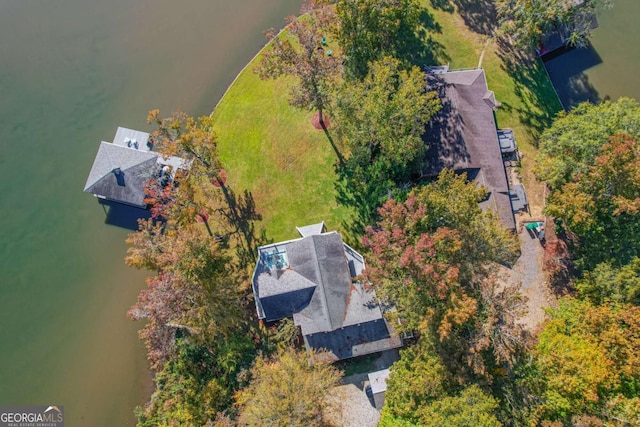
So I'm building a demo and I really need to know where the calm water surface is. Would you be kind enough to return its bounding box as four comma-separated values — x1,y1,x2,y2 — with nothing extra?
0,1,299,425
584,0,640,101
544,0,640,107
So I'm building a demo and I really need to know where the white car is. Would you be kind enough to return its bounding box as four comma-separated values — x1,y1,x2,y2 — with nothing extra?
497,129,517,154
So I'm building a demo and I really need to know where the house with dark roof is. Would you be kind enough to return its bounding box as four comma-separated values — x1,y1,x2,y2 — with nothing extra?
424,67,516,230
252,222,402,362
84,127,187,208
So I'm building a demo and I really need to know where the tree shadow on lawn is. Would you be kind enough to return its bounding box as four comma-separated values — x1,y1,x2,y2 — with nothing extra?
397,7,450,67
453,0,498,36
430,0,455,13
216,182,271,272
496,37,563,142
317,125,369,250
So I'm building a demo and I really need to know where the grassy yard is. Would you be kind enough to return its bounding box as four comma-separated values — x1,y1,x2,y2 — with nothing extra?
212,60,350,242
212,3,562,241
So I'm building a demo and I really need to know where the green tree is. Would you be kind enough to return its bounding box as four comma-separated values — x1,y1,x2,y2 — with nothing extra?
496,0,613,50
382,384,503,427
334,56,440,225
335,56,440,174
418,385,503,427
534,98,640,190
258,3,340,126
235,348,342,427
136,335,255,427
383,340,450,422
334,0,424,80
527,298,640,424
545,134,640,269
576,257,640,304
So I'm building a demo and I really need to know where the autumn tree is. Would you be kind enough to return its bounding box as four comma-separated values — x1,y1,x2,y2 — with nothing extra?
127,223,244,370
235,348,342,427
534,98,640,190
147,109,222,180
364,170,522,378
526,298,640,425
334,56,441,225
258,2,340,126
496,0,613,50
144,110,228,234
334,0,425,80
545,134,640,269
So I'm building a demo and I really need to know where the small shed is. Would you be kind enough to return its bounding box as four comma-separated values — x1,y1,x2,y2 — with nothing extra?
510,184,528,212
368,369,391,411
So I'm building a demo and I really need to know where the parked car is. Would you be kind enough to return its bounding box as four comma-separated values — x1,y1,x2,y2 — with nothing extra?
497,128,517,154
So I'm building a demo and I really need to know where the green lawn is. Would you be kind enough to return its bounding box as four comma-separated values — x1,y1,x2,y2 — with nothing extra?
212,4,562,241
212,61,350,242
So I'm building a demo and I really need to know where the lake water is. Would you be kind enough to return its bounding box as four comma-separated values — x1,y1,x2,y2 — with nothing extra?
543,0,640,108
0,1,300,425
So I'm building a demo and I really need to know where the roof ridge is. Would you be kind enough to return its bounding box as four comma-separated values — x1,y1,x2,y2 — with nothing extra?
309,235,337,330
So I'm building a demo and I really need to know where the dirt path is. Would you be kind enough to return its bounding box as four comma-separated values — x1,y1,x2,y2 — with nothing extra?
498,227,556,332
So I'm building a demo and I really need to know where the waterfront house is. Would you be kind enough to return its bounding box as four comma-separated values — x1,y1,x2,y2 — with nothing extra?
424,67,517,230
251,222,402,362
84,127,187,208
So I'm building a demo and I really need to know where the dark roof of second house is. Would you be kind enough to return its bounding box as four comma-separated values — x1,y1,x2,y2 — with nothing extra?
424,69,516,230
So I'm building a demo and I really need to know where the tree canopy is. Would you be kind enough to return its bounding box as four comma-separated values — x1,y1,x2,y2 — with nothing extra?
364,170,522,378
496,0,613,50
576,257,640,305
527,298,640,425
545,134,640,269
381,384,503,427
334,56,440,226
534,98,640,190
383,340,450,422
136,334,255,426
334,0,424,80
235,348,342,427
258,3,340,124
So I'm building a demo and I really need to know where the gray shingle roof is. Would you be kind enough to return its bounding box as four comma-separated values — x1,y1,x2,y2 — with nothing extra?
84,142,159,207
85,127,188,208
252,227,402,360
424,69,516,230
296,221,326,237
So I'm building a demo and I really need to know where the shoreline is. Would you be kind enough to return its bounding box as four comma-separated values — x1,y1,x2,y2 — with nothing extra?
211,18,303,115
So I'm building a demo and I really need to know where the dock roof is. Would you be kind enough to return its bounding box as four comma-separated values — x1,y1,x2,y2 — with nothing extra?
84,127,187,208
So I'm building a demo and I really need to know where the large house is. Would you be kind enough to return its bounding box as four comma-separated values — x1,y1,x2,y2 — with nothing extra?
84,127,187,208
424,67,516,230
251,222,402,362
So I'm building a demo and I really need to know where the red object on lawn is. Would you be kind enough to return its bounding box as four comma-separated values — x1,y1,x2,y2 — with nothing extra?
312,112,330,130
196,210,210,223
210,169,228,188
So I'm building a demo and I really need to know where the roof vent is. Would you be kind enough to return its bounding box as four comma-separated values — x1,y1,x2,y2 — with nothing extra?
112,167,125,186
